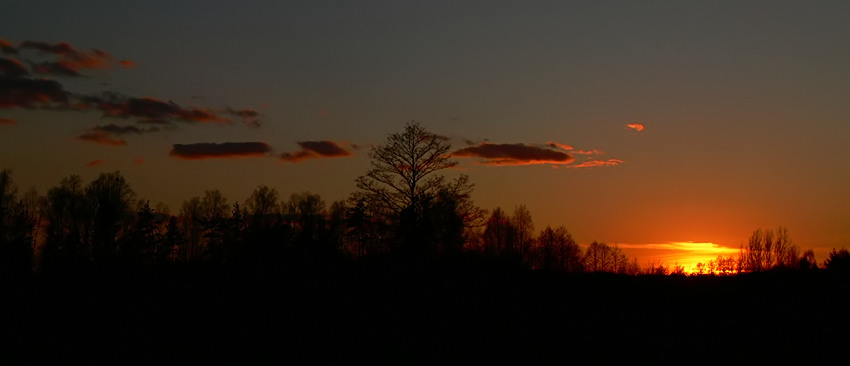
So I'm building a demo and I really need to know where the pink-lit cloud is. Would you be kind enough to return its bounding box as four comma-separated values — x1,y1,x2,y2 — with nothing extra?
86,159,104,167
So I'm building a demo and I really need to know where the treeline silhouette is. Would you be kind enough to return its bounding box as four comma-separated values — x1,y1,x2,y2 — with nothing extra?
0,172,845,277
2,122,849,363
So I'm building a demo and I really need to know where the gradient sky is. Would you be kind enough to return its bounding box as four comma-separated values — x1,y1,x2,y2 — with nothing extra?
2,1,849,268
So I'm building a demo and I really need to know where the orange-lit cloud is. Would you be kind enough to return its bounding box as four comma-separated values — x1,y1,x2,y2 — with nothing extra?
118,60,135,68
0,118,15,125
86,159,104,167
76,131,127,146
133,158,145,165
568,159,624,168
280,140,353,162
626,123,645,132
170,142,272,159
453,142,575,166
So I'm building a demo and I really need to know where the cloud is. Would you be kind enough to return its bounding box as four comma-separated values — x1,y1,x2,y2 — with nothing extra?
170,142,272,159
0,58,29,77
75,123,159,146
1,40,258,129
85,96,227,123
626,123,645,132
86,159,104,167
76,131,127,146
0,76,70,108
280,140,353,162
568,159,624,168
91,123,159,135
133,158,145,165
224,107,261,128
547,141,574,150
15,40,122,76
0,118,15,125
453,142,575,166
0,39,16,54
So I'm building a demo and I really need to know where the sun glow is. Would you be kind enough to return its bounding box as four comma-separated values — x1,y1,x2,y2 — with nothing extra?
616,241,739,274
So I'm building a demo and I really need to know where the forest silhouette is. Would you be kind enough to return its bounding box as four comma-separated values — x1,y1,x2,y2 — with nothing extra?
2,122,849,363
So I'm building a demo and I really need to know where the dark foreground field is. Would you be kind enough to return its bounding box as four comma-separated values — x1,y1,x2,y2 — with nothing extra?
3,259,849,364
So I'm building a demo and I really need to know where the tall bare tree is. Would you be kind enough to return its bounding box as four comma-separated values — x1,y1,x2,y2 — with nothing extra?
353,121,457,215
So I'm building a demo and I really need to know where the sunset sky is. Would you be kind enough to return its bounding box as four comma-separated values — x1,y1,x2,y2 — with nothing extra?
2,1,849,269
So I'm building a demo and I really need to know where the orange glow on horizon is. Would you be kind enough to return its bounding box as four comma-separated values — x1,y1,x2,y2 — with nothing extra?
616,241,739,274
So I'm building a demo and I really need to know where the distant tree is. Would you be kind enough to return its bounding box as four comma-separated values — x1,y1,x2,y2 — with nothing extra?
535,225,582,272
584,241,620,272
179,197,203,263
0,170,36,275
483,207,515,259
512,204,534,266
285,191,326,248
42,175,89,269
245,185,279,228
200,189,229,262
798,249,817,270
742,227,800,272
644,260,669,276
824,248,850,273
86,171,135,264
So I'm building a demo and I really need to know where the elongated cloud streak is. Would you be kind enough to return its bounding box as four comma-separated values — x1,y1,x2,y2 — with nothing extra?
0,118,15,125
280,140,353,162
569,159,624,168
453,143,575,166
170,142,272,159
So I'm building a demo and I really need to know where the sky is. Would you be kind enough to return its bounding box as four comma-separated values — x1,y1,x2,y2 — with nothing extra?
2,1,849,269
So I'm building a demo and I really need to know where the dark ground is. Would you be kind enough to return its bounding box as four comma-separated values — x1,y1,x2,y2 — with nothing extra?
3,258,848,364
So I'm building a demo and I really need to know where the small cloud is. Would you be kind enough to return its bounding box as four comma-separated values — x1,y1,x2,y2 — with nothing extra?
170,142,272,159
280,140,353,163
626,123,645,132
86,159,104,167
224,107,261,128
453,143,575,166
118,60,135,68
76,131,127,146
133,157,145,165
0,118,15,125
